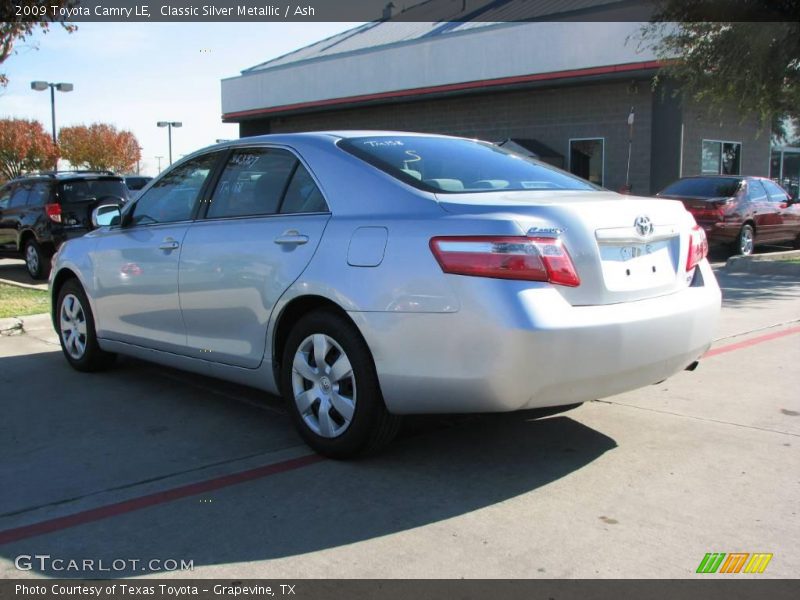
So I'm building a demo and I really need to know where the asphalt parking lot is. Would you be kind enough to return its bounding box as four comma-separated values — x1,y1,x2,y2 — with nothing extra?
0,261,798,579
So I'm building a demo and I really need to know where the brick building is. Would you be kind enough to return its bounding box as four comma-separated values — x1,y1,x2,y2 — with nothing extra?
220,6,770,195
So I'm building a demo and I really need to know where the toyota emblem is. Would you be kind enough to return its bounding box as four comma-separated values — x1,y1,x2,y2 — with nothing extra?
634,215,654,237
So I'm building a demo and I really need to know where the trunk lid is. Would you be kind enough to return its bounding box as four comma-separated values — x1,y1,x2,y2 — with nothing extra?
658,194,733,222
437,190,697,306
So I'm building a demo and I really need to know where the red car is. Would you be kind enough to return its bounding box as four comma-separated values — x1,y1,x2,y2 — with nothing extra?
657,176,800,255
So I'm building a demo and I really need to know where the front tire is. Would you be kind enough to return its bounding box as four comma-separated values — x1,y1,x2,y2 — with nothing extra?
56,279,116,372
24,239,51,280
734,224,755,256
281,310,401,458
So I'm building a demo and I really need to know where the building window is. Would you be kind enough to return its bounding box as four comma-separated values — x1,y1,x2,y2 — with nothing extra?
702,140,741,175
569,138,604,186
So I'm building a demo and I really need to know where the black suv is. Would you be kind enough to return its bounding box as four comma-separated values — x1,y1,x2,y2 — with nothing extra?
0,171,129,279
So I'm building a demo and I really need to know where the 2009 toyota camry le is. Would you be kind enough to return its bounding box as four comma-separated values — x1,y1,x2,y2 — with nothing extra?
50,132,721,457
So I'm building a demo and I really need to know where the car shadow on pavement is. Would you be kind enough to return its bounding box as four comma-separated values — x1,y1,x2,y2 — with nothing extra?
0,351,616,577
714,269,800,307
0,259,43,288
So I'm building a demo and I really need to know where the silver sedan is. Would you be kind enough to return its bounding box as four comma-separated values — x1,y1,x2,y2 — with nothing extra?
50,132,721,457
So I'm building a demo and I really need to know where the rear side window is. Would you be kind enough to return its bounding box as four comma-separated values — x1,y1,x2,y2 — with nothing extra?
207,148,296,219
659,177,742,198
59,179,129,203
132,153,219,225
338,136,596,194
761,179,789,203
281,165,328,214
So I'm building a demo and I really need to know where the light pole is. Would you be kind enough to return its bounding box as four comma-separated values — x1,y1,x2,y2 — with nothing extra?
156,121,182,166
31,80,73,169
155,156,164,172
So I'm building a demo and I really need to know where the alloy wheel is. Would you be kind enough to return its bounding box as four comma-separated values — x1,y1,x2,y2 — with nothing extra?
60,294,88,359
291,333,356,438
739,227,754,255
25,244,39,276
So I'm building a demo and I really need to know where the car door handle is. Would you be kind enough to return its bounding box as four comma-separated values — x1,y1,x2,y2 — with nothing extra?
159,238,180,251
274,230,309,245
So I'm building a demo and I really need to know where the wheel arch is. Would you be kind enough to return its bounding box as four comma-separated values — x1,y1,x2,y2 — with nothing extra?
50,267,81,328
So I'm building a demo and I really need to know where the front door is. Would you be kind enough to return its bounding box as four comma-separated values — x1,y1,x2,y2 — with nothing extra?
178,146,331,368
90,152,220,352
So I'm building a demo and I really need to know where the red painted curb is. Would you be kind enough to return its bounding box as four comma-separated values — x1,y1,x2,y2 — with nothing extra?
704,326,800,359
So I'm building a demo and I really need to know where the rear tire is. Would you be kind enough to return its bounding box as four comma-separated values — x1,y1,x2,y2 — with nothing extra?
56,279,116,372
24,239,51,280
281,309,401,458
733,224,755,256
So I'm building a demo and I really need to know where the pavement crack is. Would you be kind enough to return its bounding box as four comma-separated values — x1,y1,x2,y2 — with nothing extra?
713,319,800,343
593,399,800,438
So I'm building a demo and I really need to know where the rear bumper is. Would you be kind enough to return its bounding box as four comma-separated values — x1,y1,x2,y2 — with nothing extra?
351,261,721,414
698,220,740,245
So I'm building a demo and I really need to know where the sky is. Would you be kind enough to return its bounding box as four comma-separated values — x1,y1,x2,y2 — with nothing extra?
0,22,361,175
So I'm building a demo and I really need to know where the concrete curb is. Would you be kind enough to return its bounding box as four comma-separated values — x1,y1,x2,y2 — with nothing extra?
0,277,48,291
726,250,800,275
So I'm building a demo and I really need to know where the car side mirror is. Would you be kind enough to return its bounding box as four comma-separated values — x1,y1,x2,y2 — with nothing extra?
92,204,122,228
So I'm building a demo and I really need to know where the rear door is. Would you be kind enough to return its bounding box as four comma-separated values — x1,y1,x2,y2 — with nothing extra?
90,153,220,352
178,146,330,368
746,179,780,242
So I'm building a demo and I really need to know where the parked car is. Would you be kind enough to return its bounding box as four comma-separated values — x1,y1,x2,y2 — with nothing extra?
50,132,721,457
122,175,153,200
656,175,800,256
0,171,129,279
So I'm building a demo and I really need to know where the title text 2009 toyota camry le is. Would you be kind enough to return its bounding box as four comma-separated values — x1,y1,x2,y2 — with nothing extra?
50,132,721,457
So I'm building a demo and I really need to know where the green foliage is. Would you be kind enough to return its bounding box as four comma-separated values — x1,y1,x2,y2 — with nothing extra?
639,1,800,141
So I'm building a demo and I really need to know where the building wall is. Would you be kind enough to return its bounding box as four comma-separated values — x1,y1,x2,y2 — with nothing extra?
257,80,655,194
681,102,771,178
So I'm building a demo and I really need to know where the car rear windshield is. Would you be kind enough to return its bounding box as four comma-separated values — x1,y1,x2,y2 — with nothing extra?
125,177,151,191
660,177,741,198
338,136,598,194
59,178,129,203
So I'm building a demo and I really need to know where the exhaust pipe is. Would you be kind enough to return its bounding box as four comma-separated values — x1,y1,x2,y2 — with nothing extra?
684,361,700,372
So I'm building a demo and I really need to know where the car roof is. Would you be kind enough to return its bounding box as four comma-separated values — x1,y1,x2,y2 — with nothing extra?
13,171,123,183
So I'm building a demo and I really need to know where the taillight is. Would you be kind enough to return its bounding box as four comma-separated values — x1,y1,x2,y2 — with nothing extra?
686,225,708,271
45,203,62,223
429,236,580,287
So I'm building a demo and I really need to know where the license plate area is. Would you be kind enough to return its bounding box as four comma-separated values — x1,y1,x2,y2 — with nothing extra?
599,239,676,291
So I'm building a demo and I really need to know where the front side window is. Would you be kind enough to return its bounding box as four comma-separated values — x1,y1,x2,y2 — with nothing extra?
339,136,596,194
27,182,50,207
747,179,768,203
702,140,741,175
207,149,296,219
132,153,218,225
9,183,30,208
0,185,11,209
569,139,604,186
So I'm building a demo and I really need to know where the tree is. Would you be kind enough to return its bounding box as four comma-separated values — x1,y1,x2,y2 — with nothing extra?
0,118,59,181
0,1,77,87
58,123,141,173
638,0,800,141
